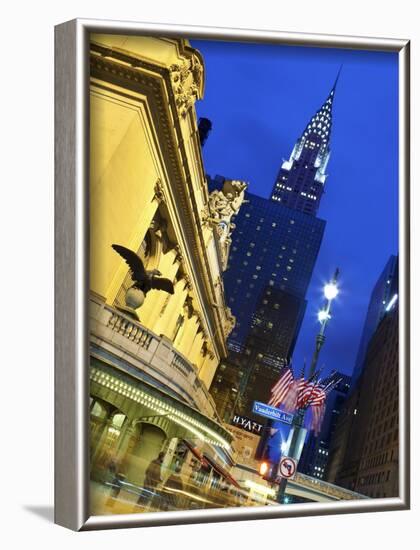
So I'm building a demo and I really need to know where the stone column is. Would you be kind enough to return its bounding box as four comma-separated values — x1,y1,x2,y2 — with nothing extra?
155,278,189,339
161,437,178,483
140,248,180,328
198,351,218,389
189,329,205,368
114,419,135,468
176,313,200,358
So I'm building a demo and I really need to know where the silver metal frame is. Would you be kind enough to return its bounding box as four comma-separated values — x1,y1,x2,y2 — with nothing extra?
54,18,410,531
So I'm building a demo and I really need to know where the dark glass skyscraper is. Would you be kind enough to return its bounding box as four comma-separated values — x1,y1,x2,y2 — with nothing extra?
210,77,339,420
223,192,326,348
351,255,398,386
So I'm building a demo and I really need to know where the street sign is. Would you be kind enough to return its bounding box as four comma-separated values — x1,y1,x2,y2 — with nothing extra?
278,456,297,480
252,401,293,424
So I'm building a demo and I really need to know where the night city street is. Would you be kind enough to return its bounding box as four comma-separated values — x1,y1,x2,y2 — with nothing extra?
87,31,399,516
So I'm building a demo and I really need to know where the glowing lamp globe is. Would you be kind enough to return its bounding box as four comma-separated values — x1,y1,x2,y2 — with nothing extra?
324,282,339,300
318,310,330,323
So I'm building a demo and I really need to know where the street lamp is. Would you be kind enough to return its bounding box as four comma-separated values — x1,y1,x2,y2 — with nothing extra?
309,268,339,379
276,268,340,504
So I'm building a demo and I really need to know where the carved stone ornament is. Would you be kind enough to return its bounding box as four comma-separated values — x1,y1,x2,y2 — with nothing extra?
207,180,248,270
169,54,203,118
173,244,184,264
223,307,236,338
153,178,165,203
183,274,193,291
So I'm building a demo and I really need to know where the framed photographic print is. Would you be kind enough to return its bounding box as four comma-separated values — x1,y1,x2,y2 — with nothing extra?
54,18,410,531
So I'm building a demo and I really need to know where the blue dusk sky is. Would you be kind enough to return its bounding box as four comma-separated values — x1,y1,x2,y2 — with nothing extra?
191,39,399,378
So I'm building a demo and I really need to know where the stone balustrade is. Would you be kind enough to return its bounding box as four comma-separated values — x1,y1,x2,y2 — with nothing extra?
90,294,219,420
293,472,368,501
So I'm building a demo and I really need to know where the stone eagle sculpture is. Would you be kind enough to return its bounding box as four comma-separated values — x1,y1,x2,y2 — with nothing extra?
112,244,175,295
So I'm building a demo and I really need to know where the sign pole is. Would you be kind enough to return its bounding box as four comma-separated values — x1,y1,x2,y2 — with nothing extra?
276,268,340,504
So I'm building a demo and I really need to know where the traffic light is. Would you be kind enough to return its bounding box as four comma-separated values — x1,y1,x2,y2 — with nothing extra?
259,461,269,478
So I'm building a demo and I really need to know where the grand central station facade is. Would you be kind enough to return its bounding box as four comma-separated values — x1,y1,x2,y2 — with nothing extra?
87,33,266,513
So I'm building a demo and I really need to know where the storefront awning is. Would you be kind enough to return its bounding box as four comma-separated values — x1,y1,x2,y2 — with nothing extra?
182,439,208,467
202,453,241,489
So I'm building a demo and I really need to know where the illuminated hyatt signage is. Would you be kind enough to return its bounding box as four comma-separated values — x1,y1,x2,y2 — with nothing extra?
231,414,264,434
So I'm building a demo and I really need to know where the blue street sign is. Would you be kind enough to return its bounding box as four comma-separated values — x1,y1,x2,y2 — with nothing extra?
252,401,293,424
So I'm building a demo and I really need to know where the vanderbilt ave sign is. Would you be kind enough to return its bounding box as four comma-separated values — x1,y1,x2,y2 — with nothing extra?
231,414,264,434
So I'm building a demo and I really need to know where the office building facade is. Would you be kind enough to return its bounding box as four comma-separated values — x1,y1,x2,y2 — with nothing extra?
327,258,399,496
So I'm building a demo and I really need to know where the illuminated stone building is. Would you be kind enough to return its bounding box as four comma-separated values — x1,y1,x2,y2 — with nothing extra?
88,34,247,508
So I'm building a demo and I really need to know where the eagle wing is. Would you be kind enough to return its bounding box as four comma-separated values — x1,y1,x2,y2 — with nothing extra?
150,277,175,294
112,244,146,284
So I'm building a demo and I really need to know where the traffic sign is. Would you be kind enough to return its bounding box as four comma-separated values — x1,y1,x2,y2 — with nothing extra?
278,456,297,480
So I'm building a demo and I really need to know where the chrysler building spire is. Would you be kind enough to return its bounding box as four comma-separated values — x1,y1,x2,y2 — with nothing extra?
271,69,341,216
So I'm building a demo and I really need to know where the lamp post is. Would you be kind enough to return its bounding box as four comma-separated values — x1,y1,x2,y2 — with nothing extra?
276,268,339,503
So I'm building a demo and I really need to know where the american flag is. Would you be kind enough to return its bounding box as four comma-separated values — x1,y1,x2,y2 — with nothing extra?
296,380,315,408
310,403,326,435
308,375,342,433
268,367,294,407
306,383,327,406
282,379,300,412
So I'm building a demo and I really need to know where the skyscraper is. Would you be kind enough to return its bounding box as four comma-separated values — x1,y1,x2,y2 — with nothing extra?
326,256,399,495
351,255,398,386
270,72,340,215
327,302,399,496
223,192,325,348
210,76,339,420
299,372,351,479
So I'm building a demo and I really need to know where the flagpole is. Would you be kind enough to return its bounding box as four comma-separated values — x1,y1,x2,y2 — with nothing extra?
276,268,340,504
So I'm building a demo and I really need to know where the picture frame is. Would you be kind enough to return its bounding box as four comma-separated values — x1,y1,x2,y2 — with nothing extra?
54,18,410,531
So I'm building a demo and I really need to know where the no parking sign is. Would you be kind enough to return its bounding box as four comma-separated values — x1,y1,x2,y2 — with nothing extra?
278,456,297,480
